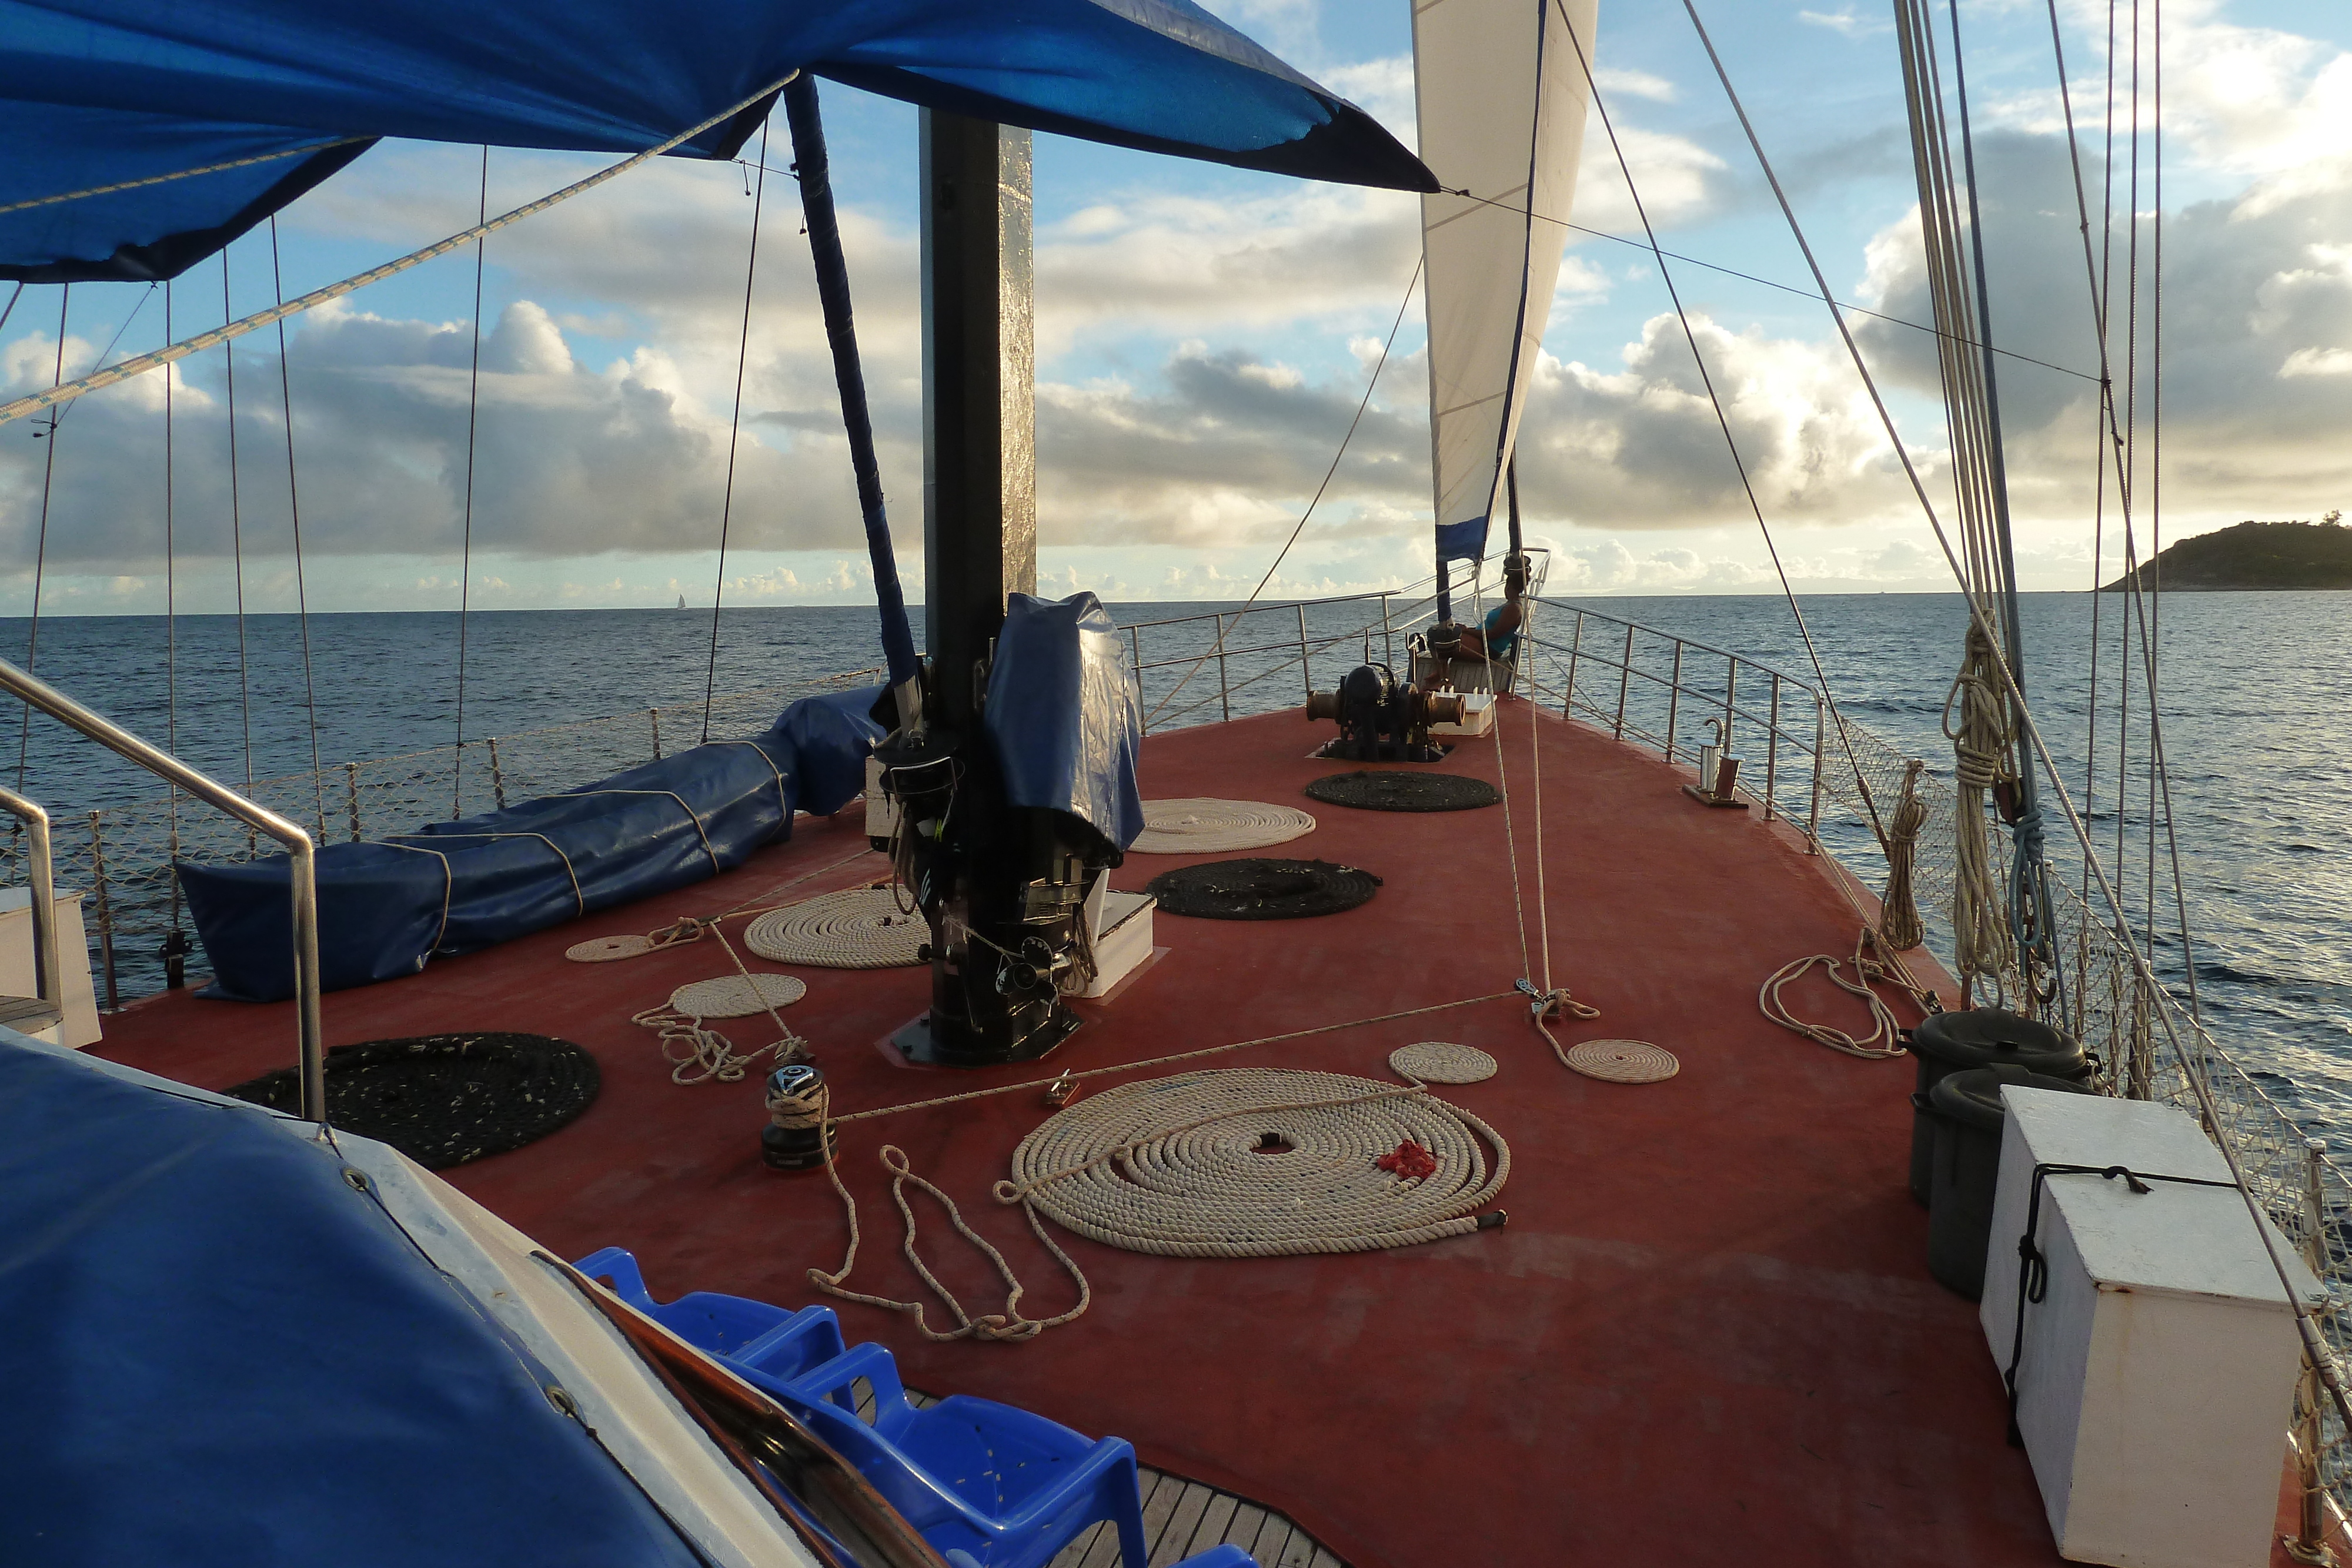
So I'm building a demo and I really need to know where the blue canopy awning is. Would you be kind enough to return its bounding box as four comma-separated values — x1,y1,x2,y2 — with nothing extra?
0,0,1434,282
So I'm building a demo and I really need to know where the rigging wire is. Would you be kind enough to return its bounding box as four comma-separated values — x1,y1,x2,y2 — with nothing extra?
453,146,489,818
1683,0,2348,1429
0,74,800,431
0,282,21,337
1555,1,1889,845
269,215,327,838
1432,182,2100,386
220,251,256,796
1142,256,1422,729
15,284,66,795
703,114,771,746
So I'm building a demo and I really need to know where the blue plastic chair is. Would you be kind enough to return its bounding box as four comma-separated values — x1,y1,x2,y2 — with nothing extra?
571,1247,847,1381
744,1341,1149,1568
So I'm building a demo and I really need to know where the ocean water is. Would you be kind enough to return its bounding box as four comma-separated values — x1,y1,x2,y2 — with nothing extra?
0,591,2343,1136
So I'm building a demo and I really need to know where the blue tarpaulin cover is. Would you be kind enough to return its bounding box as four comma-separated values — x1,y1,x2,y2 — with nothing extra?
775,683,886,815
1,0,1431,281
0,1035,708,1568
179,721,812,1002
984,591,1144,853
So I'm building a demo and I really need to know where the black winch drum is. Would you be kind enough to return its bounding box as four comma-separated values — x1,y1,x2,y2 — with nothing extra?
1923,1065,2092,1300
1905,1008,2086,1205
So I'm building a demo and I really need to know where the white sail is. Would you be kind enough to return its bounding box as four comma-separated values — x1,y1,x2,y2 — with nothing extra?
1414,0,1598,567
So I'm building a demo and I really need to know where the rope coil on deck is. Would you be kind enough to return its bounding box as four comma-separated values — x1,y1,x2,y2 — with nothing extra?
996,1067,1509,1258
745,886,927,968
1128,798,1316,854
1388,1041,1498,1084
1560,1038,1681,1084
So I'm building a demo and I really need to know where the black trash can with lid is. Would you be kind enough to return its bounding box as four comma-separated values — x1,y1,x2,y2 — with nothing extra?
1905,1007,2086,1205
1925,1064,2093,1299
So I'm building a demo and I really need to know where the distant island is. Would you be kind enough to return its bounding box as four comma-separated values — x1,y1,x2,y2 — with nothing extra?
2102,514,2351,591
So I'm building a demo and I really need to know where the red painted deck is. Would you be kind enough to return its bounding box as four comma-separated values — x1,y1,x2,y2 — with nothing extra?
91,704,2309,1567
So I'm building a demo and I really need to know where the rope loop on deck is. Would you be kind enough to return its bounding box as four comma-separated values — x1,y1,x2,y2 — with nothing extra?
1760,929,1912,1059
806,1081,1090,1343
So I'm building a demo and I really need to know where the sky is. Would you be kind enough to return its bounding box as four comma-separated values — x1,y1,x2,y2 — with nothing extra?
2,0,2348,616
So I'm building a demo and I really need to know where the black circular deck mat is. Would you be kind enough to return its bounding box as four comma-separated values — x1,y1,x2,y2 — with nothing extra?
1147,858,1382,920
225,1032,600,1170
1305,770,1500,813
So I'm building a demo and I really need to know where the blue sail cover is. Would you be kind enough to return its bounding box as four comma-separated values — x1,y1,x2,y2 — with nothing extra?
985,591,1144,852
0,0,1432,281
178,716,828,1001
0,1036,710,1568
774,684,887,814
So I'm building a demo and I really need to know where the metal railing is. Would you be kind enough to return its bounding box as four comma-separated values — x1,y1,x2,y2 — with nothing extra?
0,657,325,1118
1124,589,1422,733
0,782,60,1020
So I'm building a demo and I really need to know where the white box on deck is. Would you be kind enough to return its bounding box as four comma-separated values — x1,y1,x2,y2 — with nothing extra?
1981,1086,2320,1568
0,887,102,1048
1077,882,1153,999
1429,691,1495,738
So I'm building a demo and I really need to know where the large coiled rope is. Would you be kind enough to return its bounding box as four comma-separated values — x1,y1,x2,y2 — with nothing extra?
994,1067,1509,1259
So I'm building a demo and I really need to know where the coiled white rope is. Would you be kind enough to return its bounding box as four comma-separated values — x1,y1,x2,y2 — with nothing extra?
993,1067,1510,1259
746,886,927,968
1128,798,1315,854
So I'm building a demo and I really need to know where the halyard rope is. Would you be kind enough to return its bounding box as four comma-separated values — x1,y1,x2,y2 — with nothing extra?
1946,620,2018,988
1877,760,1929,952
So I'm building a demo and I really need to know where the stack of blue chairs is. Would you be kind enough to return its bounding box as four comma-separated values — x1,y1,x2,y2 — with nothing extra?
575,1249,1253,1568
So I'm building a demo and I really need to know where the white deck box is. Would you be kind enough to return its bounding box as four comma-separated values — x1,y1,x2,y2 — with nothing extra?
1077,884,1154,999
1980,1087,2321,1567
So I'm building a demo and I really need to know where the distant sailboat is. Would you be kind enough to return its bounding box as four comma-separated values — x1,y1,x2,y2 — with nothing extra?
676,594,687,610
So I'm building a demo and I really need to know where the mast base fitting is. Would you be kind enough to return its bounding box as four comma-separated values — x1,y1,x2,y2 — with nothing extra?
891,1005,1080,1068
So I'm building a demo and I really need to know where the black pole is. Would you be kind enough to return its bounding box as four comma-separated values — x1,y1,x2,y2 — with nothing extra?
1505,457,1524,559
783,76,922,700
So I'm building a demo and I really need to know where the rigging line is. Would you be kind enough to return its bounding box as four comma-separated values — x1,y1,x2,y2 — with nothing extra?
2117,0,2142,944
0,282,21,336
453,146,489,819
1558,1,1887,845
1143,256,1421,728
703,114,771,747
1681,1,2338,1415
269,215,326,838
15,284,67,795
1436,183,2100,385
0,73,800,430
46,284,158,431
0,137,371,218
222,250,254,794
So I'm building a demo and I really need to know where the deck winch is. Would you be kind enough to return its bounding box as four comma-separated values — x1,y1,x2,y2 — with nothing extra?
1304,658,1462,763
